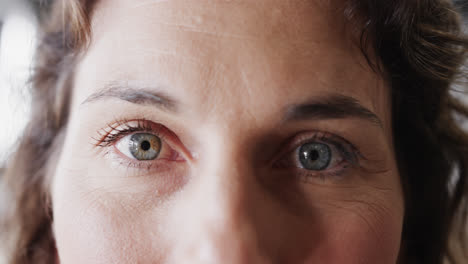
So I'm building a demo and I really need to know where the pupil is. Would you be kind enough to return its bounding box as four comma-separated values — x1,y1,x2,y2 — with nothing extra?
140,140,151,151
309,150,319,161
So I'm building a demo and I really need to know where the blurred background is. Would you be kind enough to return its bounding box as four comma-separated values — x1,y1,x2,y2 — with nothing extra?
0,0,38,167
0,0,467,169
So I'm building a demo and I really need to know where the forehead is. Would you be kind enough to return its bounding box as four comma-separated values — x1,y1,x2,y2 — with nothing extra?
74,0,389,128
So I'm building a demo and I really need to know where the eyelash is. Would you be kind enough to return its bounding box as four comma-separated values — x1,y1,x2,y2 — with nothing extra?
93,119,172,148
93,119,363,181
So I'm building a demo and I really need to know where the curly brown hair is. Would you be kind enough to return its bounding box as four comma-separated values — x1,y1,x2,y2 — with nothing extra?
1,0,467,263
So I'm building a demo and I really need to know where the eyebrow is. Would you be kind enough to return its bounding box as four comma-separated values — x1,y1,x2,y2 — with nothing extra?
284,94,383,128
82,85,382,128
81,83,178,112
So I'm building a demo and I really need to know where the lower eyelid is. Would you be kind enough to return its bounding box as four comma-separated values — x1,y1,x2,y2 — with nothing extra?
104,146,185,175
294,161,354,182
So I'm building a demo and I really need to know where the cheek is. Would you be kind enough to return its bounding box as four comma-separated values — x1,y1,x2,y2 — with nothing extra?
52,169,170,263
302,201,403,264
327,218,400,263
53,195,146,263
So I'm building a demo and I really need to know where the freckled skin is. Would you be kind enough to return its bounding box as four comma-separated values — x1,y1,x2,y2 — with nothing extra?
51,0,404,263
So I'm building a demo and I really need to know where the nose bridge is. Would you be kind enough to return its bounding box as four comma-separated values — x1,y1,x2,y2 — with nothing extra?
171,130,270,263
201,133,260,260
200,125,256,193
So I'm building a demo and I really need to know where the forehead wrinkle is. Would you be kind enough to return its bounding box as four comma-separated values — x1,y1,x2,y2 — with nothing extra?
130,0,170,8
130,47,215,68
150,21,257,41
94,0,343,44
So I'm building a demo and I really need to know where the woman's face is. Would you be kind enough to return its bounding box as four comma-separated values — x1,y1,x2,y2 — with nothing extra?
51,0,404,263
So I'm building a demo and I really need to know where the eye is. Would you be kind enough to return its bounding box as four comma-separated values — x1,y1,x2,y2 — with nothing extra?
94,119,186,165
298,142,332,170
274,131,360,179
116,133,162,160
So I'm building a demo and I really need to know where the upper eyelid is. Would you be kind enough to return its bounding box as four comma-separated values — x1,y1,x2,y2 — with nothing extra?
93,120,165,147
287,131,358,156
299,132,364,162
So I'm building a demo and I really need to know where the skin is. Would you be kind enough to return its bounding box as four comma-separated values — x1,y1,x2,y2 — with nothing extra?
51,0,404,263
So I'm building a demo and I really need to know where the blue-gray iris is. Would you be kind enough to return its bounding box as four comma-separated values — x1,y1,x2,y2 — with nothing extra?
299,143,331,170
